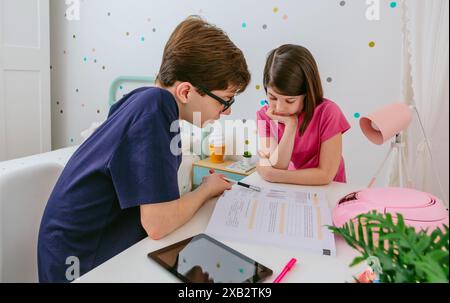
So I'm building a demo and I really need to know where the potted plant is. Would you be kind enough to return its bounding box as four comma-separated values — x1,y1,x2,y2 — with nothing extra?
242,151,252,165
242,140,253,166
328,211,449,283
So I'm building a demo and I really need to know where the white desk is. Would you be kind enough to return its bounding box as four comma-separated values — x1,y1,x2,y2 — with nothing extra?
76,174,367,283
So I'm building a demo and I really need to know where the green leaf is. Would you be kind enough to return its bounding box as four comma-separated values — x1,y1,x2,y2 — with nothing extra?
349,256,366,267
426,250,449,263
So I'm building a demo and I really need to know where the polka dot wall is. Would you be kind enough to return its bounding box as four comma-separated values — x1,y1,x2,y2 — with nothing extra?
50,0,402,184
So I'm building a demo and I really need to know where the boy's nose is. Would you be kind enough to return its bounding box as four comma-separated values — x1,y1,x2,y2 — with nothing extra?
222,107,232,116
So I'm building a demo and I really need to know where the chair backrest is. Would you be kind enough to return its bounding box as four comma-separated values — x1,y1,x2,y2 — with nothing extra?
0,162,63,283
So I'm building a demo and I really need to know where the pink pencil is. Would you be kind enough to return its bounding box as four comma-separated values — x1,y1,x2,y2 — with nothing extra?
273,258,297,283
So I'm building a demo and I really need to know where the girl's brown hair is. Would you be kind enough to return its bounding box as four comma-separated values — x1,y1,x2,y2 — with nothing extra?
263,44,324,135
157,16,251,94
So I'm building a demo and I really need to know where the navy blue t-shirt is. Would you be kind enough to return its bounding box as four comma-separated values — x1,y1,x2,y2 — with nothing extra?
38,87,182,283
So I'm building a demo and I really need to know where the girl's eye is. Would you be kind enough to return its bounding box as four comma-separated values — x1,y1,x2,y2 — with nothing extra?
286,100,296,104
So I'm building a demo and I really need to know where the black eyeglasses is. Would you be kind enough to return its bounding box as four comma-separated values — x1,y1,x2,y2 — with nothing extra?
195,84,236,113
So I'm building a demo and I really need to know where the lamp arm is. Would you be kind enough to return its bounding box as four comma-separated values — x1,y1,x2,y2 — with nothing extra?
411,105,449,206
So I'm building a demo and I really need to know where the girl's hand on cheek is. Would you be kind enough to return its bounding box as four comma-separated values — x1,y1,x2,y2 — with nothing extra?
266,108,298,129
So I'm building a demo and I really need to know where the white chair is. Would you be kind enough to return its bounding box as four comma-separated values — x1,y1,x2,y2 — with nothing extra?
0,162,63,283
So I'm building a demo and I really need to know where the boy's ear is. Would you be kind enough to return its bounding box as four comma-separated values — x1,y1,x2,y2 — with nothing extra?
175,82,193,105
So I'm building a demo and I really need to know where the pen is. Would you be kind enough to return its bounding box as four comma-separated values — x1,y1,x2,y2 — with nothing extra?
273,258,297,283
209,169,261,192
223,177,261,192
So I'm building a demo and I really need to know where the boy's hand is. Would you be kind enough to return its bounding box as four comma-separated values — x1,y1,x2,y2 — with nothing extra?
266,108,298,129
201,174,232,199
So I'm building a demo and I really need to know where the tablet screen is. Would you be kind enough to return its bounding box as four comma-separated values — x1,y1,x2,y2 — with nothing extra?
148,234,273,283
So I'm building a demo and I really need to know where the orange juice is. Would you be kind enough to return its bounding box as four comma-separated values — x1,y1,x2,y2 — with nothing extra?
209,144,226,163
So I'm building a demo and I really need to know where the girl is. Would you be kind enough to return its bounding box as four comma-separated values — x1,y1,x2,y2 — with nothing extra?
257,44,351,185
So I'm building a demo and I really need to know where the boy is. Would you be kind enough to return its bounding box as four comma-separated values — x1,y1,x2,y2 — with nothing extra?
38,17,251,283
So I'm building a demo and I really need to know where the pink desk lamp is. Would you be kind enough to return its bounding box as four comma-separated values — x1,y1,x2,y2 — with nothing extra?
359,102,413,188
332,103,449,231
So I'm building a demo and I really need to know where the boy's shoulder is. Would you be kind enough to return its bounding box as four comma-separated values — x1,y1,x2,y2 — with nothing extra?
109,86,177,119
128,86,174,107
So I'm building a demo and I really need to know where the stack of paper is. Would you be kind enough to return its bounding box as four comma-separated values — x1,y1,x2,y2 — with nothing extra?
205,186,336,256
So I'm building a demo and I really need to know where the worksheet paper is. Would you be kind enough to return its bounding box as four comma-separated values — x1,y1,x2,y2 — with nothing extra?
205,187,336,256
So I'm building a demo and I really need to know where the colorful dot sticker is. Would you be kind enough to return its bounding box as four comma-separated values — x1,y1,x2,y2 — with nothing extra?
97,109,101,114
354,112,361,119
152,28,156,32
256,85,261,90
327,77,333,83
216,262,221,269
390,2,397,8
83,57,87,62
283,14,289,21
242,22,247,28
262,24,268,30
260,100,268,106
239,268,244,274
340,1,346,6
273,7,279,13
369,41,376,48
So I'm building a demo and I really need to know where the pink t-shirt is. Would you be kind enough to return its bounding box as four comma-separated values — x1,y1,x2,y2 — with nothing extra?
256,99,351,183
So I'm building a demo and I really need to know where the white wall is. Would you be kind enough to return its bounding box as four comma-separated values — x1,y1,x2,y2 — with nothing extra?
50,0,403,186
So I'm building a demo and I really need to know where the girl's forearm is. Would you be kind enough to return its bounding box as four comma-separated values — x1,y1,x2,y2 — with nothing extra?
270,166,335,186
269,125,297,170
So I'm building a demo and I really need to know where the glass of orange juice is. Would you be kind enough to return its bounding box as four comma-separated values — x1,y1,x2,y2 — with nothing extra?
209,130,225,163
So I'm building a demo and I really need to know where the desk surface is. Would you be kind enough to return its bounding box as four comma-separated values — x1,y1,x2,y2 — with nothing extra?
76,174,366,283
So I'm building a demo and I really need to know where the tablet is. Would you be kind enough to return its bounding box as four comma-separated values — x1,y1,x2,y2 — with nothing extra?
148,234,273,283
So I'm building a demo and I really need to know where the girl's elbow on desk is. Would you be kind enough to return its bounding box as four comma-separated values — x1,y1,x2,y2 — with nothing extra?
257,166,334,186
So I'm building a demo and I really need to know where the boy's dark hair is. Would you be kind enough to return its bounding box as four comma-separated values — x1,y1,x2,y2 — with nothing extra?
263,44,324,136
157,16,251,94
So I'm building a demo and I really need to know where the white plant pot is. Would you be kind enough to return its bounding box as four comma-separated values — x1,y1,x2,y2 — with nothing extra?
242,156,252,166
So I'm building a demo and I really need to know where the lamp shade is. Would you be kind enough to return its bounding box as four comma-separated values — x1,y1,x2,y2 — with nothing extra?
360,103,413,145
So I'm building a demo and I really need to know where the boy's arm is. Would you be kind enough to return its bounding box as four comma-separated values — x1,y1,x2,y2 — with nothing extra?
257,133,343,186
140,174,231,240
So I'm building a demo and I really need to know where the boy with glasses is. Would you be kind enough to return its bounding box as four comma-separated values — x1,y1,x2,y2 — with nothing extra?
38,17,250,282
